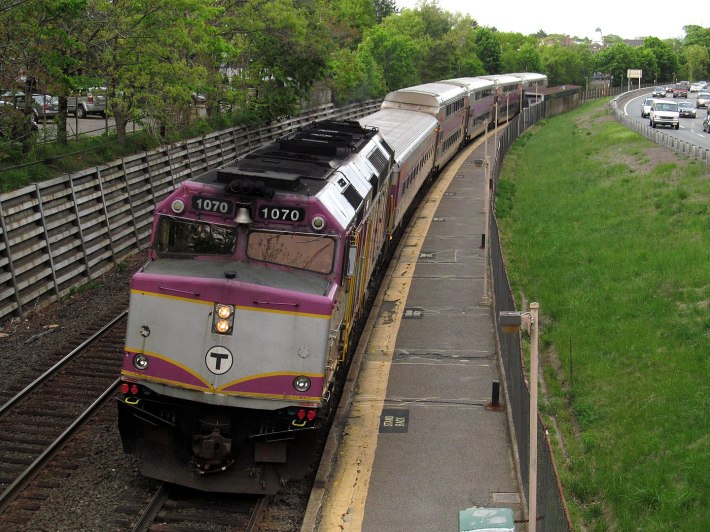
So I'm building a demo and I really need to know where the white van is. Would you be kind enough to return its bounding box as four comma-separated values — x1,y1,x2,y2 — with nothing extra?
649,100,679,129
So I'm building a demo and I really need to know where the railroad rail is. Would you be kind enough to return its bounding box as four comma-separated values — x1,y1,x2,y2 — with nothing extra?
127,484,269,532
0,312,127,513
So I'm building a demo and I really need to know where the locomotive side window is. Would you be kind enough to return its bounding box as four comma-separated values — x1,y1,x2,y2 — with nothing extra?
155,217,237,256
247,231,335,274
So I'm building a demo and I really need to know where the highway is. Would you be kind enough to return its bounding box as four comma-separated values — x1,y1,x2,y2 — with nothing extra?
623,90,710,144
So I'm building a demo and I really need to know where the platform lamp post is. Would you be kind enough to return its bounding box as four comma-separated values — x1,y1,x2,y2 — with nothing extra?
499,302,540,532
472,153,491,305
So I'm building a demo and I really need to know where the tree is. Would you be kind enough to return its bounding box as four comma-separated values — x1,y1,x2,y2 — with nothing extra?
373,0,397,23
218,0,334,122
86,0,216,141
642,37,677,82
684,45,710,82
540,43,592,86
415,0,456,41
327,0,377,47
439,17,485,79
594,43,636,87
473,27,502,74
360,23,422,91
359,10,427,91
499,33,541,73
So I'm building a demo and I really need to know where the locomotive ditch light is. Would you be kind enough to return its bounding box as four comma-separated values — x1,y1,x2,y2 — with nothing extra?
293,376,311,392
133,353,149,370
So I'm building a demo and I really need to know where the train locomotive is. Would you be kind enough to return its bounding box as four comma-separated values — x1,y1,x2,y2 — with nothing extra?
117,73,546,494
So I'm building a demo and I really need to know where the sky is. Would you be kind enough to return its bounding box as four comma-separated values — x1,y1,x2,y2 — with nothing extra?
395,0,708,41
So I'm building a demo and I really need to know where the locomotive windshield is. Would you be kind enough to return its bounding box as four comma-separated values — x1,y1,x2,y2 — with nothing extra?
246,231,335,274
154,216,237,256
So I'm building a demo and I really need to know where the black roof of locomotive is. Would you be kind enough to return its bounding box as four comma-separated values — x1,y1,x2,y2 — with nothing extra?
194,120,382,197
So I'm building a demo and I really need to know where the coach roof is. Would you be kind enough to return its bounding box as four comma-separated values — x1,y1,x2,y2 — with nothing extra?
383,82,466,107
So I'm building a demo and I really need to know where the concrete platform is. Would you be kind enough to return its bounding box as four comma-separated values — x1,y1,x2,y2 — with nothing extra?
302,135,524,532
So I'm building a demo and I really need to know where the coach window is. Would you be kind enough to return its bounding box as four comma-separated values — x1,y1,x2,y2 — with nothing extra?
247,231,335,274
154,216,237,256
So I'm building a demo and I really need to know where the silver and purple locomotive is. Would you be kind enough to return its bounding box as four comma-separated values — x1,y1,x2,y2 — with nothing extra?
118,120,399,493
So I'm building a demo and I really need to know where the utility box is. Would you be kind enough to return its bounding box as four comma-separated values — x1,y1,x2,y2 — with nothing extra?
458,507,515,532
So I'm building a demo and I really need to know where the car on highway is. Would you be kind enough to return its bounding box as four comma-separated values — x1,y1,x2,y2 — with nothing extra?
652,86,666,97
673,85,688,98
695,91,710,108
677,101,697,118
649,100,679,129
690,82,706,92
641,97,655,118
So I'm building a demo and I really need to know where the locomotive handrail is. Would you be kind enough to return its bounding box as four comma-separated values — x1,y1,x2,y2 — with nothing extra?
252,300,300,307
158,286,200,297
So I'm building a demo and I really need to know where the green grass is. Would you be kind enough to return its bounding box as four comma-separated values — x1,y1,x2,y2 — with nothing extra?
497,99,710,531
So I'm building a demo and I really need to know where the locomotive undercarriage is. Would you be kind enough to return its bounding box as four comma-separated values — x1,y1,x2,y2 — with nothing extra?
117,389,320,494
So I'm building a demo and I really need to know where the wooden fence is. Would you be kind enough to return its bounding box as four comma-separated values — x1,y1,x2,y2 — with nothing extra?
0,100,381,321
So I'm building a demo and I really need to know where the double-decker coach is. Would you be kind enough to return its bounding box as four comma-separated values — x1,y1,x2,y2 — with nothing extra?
479,74,525,125
440,77,496,142
381,82,467,172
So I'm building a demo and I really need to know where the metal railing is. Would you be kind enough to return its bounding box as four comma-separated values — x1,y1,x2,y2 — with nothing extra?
488,101,576,530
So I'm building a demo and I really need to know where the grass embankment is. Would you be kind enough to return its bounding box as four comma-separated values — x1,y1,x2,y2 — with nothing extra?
496,99,709,531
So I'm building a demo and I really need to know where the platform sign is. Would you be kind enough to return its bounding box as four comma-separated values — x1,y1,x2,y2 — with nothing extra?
379,409,409,433
458,507,514,532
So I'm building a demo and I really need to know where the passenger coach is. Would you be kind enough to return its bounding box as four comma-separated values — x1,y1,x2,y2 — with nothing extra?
381,82,467,172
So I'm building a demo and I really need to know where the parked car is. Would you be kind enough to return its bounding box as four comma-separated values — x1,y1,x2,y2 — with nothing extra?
695,91,710,108
2,92,59,121
677,101,696,118
649,100,679,129
67,87,107,118
641,97,655,118
652,86,666,97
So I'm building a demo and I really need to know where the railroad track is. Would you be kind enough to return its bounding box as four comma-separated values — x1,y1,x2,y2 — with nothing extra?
0,312,127,514
116,483,269,531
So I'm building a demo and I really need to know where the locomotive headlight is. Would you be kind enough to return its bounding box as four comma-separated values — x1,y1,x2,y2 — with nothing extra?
213,303,234,334
293,376,311,392
216,304,233,319
133,354,149,370
170,198,186,214
215,319,231,334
